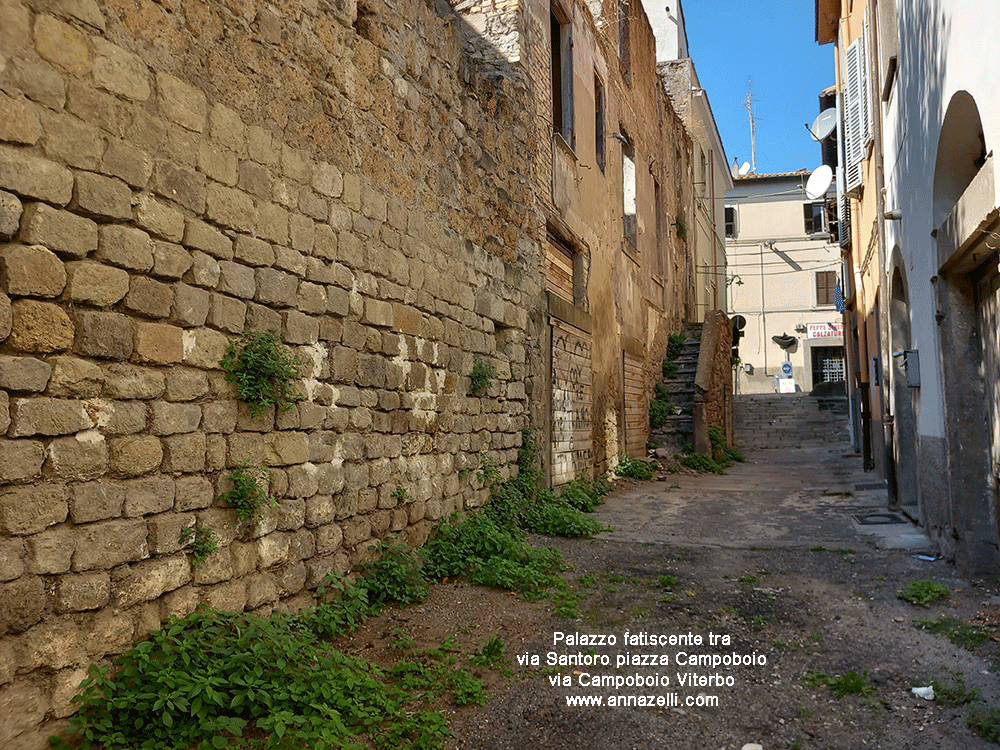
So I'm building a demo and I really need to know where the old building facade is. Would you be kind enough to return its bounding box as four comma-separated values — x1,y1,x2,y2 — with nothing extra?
816,0,1000,573
0,0,700,741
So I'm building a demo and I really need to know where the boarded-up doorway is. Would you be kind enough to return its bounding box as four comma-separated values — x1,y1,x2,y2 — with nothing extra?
623,350,646,458
551,318,593,485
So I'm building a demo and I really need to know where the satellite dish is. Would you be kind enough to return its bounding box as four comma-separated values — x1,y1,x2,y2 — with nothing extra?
809,108,838,141
738,161,751,176
805,165,834,200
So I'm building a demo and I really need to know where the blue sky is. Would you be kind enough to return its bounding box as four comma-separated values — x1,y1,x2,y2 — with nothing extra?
681,1,836,175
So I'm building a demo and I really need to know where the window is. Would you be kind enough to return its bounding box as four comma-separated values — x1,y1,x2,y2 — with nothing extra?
594,74,605,172
816,270,837,306
621,131,636,252
551,10,574,148
843,12,872,194
724,206,736,239
654,179,663,277
617,0,631,81
804,202,826,234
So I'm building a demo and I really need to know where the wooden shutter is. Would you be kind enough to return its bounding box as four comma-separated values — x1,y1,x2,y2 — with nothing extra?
843,37,865,195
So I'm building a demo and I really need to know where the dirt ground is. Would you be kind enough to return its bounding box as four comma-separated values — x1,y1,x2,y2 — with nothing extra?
341,455,1000,750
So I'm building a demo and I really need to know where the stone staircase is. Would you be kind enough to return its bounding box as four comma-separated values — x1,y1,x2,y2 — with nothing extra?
734,393,850,450
650,323,702,450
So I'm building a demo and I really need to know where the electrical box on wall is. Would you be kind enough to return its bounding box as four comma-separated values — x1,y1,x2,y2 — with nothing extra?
903,350,920,387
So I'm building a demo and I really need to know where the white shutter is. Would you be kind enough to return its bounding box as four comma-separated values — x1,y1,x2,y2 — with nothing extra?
843,37,865,194
861,11,873,145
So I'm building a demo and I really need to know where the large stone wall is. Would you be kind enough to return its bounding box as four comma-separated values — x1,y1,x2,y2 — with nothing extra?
0,0,545,743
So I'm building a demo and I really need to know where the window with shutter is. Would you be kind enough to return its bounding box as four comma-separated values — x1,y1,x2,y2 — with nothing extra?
843,36,866,194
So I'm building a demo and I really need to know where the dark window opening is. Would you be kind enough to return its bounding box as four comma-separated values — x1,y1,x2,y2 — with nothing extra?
816,270,837,306
594,74,605,172
551,10,574,148
617,0,631,81
724,206,736,239
804,202,826,234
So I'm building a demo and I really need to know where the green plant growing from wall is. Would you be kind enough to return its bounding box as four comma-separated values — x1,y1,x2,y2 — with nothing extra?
178,524,217,565
649,381,672,429
219,329,304,418
468,356,497,395
219,461,276,522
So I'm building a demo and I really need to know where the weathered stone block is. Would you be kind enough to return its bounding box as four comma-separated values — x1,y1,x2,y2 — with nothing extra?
0,392,7,434
165,368,209,402
153,161,206,213
94,399,146,436
0,576,45,636
73,519,148,571
233,235,273,267
207,293,246,333
125,275,173,318
0,439,44,482
57,572,110,612
265,431,310,466
7,56,66,111
34,13,91,75
45,430,108,480
69,481,123,524
92,38,149,100
161,432,206,474
169,283,209,328
282,309,319,344
272,245,305,276
109,435,163,477
0,144,73,205
121,476,174,518
152,241,193,279
102,362,165,399
312,162,343,198
201,400,238,434
134,193,184,241
40,109,103,170
115,555,190,608
156,72,207,132
151,401,202,436
183,219,232,260
0,356,51,393
0,191,22,239
238,160,270,199
203,578,248,612
17,204,95,258
217,260,255,298
205,183,255,232
73,171,132,220
72,310,132,359
198,141,238,186
146,512,193,555
190,545,233,585
0,91,41,146
63,261,129,306
254,267,298,307
257,203,288,245
0,538,24,582
96,224,154,271
0,483,68,535
45,357,102,399
8,397,92,437
174,475,213,511
256,532,290,568
102,137,152,188
0,244,65,297
24,526,76,575
52,665,91,718
181,327,228,369
245,301,282,332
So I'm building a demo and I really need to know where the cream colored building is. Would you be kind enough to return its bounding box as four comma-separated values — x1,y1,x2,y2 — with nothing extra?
725,171,844,394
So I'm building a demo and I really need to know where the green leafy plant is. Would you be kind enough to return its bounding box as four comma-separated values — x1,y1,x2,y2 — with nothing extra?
615,457,654,480
220,329,304,418
360,537,429,606
914,616,990,647
898,579,950,607
178,524,217,565
468,356,497,395
219,461,276,522
803,669,874,697
649,381,672,429
469,635,506,669
967,705,1000,743
930,673,979,705
666,332,686,361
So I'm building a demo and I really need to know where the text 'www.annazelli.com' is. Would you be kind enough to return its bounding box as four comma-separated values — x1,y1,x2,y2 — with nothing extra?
564,693,720,708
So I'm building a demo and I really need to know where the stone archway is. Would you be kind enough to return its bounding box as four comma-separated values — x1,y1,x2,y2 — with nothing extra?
888,263,918,516
933,90,1000,572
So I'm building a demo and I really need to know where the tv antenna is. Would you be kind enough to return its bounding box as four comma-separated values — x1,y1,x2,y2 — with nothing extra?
743,77,760,173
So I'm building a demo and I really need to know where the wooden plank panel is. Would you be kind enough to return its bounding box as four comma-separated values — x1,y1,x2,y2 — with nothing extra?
551,319,593,485
623,351,647,459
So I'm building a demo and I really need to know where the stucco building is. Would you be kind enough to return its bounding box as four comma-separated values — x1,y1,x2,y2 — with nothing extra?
816,0,1000,573
724,170,844,394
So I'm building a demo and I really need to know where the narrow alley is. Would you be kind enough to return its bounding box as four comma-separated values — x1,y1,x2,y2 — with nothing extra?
437,394,1000,750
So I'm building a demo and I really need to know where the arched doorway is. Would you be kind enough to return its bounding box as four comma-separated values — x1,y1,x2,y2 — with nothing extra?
933,91,1000,573
888,264,918,517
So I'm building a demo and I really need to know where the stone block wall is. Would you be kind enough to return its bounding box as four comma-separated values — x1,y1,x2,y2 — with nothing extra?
0,0,544,743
